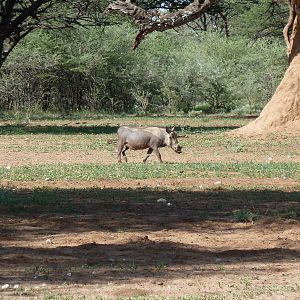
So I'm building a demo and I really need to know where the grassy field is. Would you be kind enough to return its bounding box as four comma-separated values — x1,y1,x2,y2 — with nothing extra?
0,115,299,300
1,162,300,181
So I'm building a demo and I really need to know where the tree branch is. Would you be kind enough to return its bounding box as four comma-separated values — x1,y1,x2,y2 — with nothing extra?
283,0,296,57
106,0,216,49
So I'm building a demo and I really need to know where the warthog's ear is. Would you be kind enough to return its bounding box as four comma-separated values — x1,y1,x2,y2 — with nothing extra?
166,126,175,133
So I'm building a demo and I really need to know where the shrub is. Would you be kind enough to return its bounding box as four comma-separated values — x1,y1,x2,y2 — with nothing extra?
0,25,286,115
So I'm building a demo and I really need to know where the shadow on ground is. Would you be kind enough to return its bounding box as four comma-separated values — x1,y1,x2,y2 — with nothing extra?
0,124,241,135
0,187,299,230
0,124,119,135
0,187,299,284
1,242,299,284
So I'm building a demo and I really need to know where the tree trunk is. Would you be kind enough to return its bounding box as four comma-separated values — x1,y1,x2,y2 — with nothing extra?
234,0,300,135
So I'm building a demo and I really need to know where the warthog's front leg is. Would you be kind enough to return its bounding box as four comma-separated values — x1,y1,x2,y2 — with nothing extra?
153,148,163,163
143,148,153,163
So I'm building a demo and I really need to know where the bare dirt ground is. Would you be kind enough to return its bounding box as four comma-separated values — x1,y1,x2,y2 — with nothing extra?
0,119,299,299
1,179,300,299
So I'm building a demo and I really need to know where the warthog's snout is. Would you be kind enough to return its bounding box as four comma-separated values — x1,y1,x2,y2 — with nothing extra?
175,145,182,153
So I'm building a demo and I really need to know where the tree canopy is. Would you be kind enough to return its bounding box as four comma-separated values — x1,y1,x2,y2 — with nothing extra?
0,0,107,67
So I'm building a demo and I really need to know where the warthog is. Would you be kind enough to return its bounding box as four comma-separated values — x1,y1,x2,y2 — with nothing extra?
117,126,182,163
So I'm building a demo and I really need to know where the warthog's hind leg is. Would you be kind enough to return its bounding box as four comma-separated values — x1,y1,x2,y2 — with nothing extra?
122,145,129,163
117,140,125,163
143,148,153,163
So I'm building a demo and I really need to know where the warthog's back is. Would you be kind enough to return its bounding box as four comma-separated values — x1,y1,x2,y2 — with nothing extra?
118,126,167,140
118,126,160,150
141,127,167,140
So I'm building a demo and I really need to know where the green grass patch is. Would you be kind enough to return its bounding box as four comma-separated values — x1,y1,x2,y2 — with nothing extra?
232,209,260,222
0,162,299,181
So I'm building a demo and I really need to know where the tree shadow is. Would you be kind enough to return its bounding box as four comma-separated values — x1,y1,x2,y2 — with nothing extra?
0,187,299,285
0,124,119,135
179,125,240,133
0,187,299,231
1,242,299,284
0,124,241,135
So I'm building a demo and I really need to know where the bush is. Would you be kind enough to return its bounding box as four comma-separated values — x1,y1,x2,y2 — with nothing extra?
0,25,287,115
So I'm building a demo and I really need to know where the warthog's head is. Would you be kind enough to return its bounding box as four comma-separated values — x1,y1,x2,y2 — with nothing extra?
166,127,182,153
